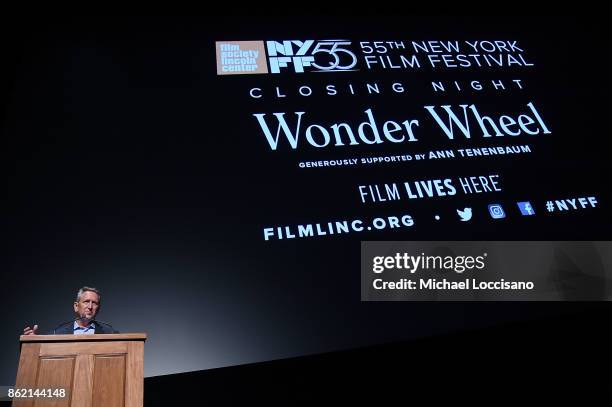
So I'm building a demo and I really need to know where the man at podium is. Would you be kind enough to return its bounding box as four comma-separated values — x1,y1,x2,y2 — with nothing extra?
23,286,117,335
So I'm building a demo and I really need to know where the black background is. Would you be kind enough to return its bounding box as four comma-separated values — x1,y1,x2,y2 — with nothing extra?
1,15,611,403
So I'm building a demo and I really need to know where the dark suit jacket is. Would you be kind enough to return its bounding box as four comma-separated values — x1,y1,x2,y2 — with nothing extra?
50,320,118,335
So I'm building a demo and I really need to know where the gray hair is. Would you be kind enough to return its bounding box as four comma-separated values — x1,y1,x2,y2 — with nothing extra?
76,286,101,304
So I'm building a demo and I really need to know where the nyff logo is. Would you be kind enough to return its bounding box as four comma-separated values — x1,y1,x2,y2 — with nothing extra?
266,40,358,73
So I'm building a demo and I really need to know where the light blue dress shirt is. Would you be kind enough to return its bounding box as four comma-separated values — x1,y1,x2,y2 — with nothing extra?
73,320,96,335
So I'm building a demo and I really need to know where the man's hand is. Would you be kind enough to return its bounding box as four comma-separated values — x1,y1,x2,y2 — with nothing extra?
23,325,38,335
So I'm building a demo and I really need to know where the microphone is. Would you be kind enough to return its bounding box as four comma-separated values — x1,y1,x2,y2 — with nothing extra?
90,319,118,334
52,317,117,334
78,316,118,333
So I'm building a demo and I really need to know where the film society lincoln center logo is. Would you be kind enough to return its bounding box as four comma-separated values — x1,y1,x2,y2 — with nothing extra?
216,41,268,75
216,40,359,75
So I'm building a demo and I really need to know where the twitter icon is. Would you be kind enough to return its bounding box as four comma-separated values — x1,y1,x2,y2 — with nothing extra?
457,207,472,221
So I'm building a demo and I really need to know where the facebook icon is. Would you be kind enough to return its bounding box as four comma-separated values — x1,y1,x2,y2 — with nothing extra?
517,201,536,216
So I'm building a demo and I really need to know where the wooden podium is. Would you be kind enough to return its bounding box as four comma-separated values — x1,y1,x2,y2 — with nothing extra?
14,334,147,407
